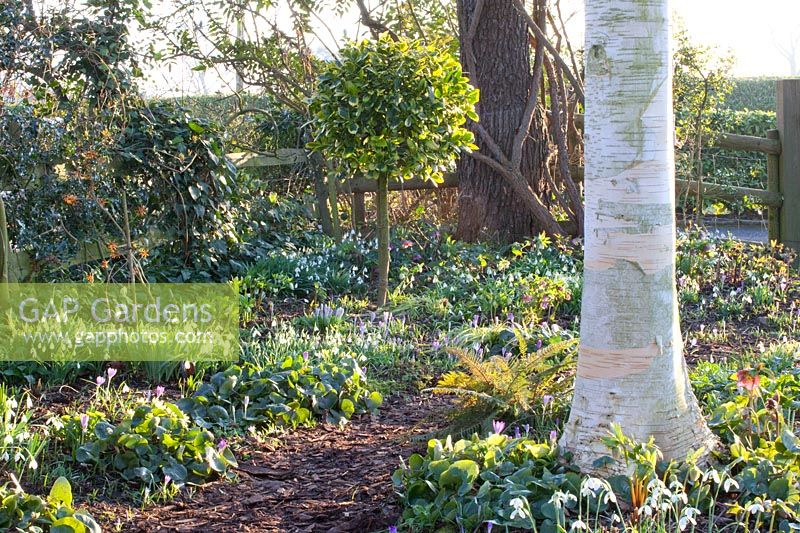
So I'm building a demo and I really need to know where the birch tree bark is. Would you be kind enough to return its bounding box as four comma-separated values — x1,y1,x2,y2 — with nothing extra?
560,0,715,471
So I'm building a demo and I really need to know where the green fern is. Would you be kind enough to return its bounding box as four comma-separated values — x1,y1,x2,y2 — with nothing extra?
422,338,578,438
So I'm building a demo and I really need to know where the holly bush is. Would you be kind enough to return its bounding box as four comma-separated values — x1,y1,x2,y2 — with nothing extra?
309,34,477,183
308,34,478,305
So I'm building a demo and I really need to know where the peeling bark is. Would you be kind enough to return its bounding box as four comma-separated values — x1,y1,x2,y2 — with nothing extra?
560,0,716,472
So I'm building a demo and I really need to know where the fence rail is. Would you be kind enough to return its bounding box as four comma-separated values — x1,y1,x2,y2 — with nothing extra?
11,80,797,281
242,80,799,248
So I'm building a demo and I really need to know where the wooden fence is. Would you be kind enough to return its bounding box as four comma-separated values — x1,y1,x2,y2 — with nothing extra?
240,79,799,248
7,81,798,281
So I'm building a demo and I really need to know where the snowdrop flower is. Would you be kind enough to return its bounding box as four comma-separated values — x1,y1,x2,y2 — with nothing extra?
570,519,588,531
723,477,740,492
747,502,765,514
3,435,13,445
509,497,529,520
28,458,38,471
0,451,8,462
549,491,577,509
679,507,699,531
580,477,606,498
671,491,688,505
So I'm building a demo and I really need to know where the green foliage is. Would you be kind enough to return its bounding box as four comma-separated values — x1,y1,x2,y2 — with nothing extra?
392,433,569,530
690,347,800,525
309,34,477,183
425,339,576,439
178,354,383,430
0,477,100,533
725,78,778,112
700,109,776,192
676,231,796,323
58,399,237,488
237,230,374,301
0,385,46,481
118,101,241,280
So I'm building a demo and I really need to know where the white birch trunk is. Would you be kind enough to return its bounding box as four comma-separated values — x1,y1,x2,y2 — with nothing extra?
560,0,716,471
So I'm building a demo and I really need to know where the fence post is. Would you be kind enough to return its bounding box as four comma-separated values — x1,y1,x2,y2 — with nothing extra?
777,79,800,251
767,129,781,243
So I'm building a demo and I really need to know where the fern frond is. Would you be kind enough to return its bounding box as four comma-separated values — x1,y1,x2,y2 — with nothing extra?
514,327,528,358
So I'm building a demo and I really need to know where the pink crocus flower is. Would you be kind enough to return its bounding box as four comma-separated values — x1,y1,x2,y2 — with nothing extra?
106,367,118,380
154,385,165,399
95,376,106,386
80,414,89,433
492,420,506,435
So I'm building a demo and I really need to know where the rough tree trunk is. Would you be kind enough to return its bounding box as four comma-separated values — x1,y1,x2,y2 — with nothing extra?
376,174,390,307
455,0,548,243
561,0,715,471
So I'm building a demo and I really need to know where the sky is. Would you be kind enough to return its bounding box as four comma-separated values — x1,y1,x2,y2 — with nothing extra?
559,0,800,78
141,0,800,97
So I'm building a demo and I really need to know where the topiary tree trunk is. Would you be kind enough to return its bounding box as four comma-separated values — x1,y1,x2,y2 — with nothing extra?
560,0,715,471
376,174,390,306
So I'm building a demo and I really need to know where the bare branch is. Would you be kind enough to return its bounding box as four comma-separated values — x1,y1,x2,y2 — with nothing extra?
511,0,584,105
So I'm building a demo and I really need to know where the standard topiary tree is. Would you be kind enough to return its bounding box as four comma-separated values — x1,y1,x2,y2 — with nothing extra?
309,35,478,306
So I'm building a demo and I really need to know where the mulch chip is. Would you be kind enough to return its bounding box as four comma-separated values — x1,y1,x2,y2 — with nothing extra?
94,395,451,532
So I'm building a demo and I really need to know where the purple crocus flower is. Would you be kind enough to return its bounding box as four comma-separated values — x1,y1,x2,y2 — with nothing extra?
507,312,515,322
302,351,310,362
388,527,398,533
523,424,530,436
542,395,553,406
514,426,521,439
164,475,172,485
217,438,228,451
535,339,543,351
80,414,89,433
550,430,558,443
432,340,441,351
106,367,118,380
155,385,165,399
486,522,494,533
492,420,506,435
95,376,106,386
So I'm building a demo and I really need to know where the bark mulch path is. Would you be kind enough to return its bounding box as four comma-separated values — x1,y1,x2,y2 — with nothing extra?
97,395,450,533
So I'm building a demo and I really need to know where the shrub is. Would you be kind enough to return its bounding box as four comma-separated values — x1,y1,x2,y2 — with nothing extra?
309,34,478,305
725,77,778,112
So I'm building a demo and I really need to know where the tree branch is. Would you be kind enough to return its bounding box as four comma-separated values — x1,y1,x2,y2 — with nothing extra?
511,0,584,105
